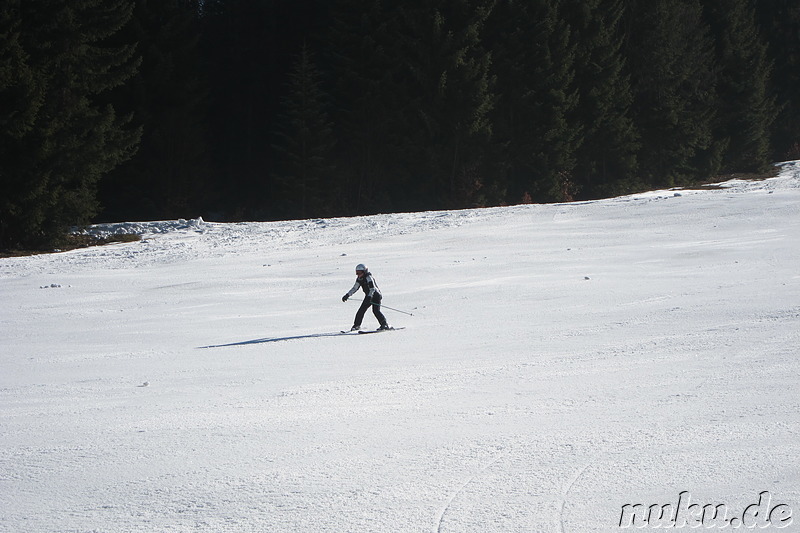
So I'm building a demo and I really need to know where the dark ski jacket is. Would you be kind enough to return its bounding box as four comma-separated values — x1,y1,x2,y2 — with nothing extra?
345,271,381,299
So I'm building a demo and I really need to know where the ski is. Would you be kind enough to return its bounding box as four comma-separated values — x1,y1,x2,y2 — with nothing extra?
358,327,405,334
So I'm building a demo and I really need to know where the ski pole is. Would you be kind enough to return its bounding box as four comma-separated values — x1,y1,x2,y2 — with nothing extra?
376,303,414,316
346,298,414,316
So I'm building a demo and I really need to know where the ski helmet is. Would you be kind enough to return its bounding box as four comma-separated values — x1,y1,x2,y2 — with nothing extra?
355,263,367,273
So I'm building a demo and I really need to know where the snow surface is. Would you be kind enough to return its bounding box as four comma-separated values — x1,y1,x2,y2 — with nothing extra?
2,163,799,532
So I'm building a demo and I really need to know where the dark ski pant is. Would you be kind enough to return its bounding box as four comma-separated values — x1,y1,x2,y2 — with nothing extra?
354,293,387,328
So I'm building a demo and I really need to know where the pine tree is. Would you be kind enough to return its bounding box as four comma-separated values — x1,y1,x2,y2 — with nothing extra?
386,0,497,209
0,0,140,249
0,0,44,248
0,2,40,138
200,0,331,219
98,0,209,222
272,43,337,219
625,0,722,187
562,0,639,198
755,1,800,160
327,0,398,213
444,0,499,207
488,0,581,202
704,0,776,173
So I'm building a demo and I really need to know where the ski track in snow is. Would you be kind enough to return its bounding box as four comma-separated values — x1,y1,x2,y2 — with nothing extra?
435,447,508,533
1,162,799,532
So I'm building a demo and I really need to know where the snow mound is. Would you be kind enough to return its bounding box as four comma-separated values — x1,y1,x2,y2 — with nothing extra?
76,217,207,239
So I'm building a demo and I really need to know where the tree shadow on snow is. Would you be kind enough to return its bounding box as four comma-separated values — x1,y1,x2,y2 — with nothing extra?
198,331,349,349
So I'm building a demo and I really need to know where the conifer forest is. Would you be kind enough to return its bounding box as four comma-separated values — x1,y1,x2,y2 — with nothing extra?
1,0,799,249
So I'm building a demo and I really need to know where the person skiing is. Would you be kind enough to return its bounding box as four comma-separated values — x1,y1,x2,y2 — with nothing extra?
342,264,389,331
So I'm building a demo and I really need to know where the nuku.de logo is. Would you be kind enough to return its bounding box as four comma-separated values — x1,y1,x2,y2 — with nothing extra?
618,491,793,529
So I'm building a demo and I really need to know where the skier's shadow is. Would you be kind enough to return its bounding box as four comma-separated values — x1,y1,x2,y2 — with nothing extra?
198,331,348,349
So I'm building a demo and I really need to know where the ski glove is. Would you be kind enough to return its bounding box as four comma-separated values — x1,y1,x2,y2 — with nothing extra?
342,294,349,302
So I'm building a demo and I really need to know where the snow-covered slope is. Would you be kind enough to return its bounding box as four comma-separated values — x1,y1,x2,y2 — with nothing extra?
2,163,799,532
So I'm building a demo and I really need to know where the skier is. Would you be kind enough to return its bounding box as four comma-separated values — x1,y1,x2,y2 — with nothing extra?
342,263,389,331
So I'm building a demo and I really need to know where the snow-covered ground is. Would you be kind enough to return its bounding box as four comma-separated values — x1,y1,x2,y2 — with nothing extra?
2,163,799,532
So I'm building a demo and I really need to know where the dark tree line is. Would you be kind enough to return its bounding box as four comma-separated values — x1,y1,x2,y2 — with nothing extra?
2,0,798,249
